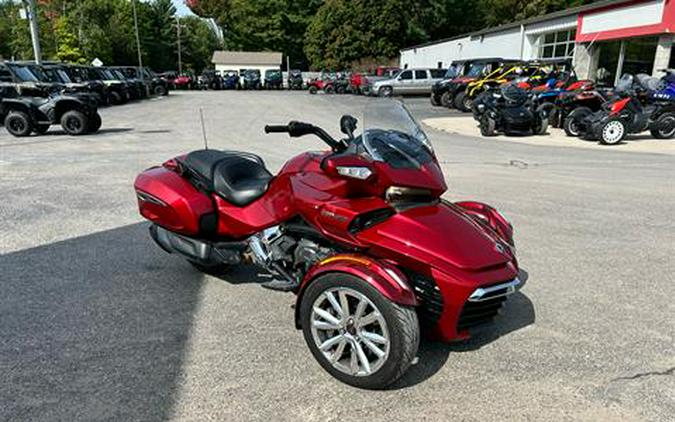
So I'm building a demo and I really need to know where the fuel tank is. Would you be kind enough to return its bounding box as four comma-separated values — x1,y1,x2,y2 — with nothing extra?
356,202,513,272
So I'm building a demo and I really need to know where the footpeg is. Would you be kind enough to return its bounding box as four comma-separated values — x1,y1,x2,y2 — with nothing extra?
261,278,299,292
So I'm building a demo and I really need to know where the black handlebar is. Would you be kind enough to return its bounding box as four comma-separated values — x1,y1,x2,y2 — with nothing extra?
264,121,346,152
264,125,288,133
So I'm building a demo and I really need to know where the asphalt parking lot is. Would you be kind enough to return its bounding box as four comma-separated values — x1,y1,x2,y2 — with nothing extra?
1,91,674,422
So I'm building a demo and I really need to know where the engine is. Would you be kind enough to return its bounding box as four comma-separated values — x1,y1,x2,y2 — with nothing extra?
248,224,335,288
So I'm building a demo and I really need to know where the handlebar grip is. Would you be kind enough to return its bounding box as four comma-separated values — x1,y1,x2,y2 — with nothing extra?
264,125,289,134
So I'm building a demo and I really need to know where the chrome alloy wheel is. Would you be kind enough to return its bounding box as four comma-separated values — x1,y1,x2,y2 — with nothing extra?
602,120,625,144
310,287,390,376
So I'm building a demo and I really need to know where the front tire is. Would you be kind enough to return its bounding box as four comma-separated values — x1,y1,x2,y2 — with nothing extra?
480,114,496,136
61,110,89,136
378,86,393,97
5,111,33,137
599,119,626,145
563,107,592,137
650,112,675,139
300,273,419,390
533,117,548,135
454,91,472,112
308,86,318,95
440,91,453,108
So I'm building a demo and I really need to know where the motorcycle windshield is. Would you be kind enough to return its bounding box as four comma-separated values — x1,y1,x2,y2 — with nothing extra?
362,100,434,169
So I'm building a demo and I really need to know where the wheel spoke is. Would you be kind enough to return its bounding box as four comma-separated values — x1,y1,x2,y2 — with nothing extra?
312,320,339,330
349,345,359,375
354,298,368,320
338,290,350,318
325,292,343,318
330,339,347,364
354,341,371,374
319,334,344,351
361,337,385,358
313,307,340,326
360,330,387,345
358,311,380,327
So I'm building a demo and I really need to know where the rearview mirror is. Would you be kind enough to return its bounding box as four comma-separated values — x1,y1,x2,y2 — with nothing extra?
340,114,357,140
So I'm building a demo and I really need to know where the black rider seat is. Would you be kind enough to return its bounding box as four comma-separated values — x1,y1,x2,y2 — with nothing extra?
180,149,272,207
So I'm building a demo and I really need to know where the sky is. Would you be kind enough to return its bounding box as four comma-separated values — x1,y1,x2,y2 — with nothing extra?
171,0,194,16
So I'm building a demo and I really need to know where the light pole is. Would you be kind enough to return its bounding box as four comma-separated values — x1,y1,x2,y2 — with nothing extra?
176,17,183,74
22,0,42,64
131,0,149,96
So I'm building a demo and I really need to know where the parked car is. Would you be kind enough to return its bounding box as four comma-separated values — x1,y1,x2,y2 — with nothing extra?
370,68,445,97
114,66,169,97
264,69,283,89
359,67,400,95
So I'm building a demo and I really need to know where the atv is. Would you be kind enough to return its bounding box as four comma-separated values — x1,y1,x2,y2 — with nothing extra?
242,69,262,90
288,69,304,90
264,69,283,89
473,85,548,137
1,91,101,137
222,70,240,90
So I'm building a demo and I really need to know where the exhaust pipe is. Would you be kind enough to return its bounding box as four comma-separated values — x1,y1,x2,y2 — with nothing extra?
149,225,243,266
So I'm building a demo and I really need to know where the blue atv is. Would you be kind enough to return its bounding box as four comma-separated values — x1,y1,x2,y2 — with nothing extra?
222,71,240,90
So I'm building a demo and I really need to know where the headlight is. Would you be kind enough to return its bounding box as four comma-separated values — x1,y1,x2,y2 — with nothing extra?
336,166,372,180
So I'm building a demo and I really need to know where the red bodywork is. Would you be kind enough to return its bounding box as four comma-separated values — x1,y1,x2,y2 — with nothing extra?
609,97,631,115
135,147,519,342
174,75,193,88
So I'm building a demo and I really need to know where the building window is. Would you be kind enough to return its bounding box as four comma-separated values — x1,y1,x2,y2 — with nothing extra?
539,29,576,59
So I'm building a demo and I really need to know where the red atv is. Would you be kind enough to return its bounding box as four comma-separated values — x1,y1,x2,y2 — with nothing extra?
134,102,521,389
173,74,195,90
307,73,335,94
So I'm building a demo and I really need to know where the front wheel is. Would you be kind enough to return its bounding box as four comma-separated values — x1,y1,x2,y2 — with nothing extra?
308,86,318,95
454,91,472,112
599,119,626,145
533,117,548,135
440,91,453,108
300,273,419,390
563,107,592,137
61,110,89,136
378,86,393,97
650,112,675,139
480,114,496,136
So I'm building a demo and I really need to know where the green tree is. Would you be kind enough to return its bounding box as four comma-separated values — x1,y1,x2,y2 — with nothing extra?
54,16,85,63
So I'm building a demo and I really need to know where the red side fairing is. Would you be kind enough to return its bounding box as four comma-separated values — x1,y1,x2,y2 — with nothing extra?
610,98,631,115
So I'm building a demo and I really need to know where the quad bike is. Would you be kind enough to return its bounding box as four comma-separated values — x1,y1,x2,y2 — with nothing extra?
242,70,262,90
264,69,283,90
1,92,101,137
222,71,240,90
307,77,334,94
288,70,304,90
473,85,548,136
133,101,522,389
566,73,675,144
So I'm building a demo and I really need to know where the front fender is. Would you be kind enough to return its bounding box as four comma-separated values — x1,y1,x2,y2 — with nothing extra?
455,201,514,246
294,254,418,329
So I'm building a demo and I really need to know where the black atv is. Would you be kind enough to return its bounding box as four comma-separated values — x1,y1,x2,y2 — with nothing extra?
1,91,101,137
473,85,548,136
264,69,283,89
288,69,303,90
242,69,262,90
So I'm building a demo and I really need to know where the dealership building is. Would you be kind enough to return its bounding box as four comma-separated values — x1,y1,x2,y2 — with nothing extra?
400,0,675,86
